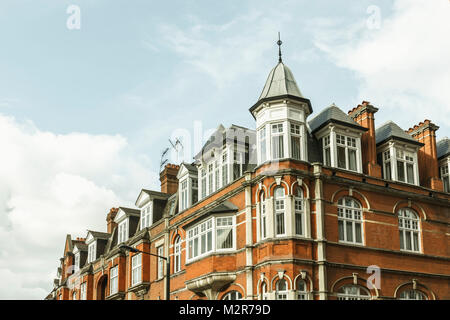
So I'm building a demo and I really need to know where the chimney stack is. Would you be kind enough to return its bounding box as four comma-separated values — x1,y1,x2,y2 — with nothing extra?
348,101,382,178
106,207,119,234
407,120,443,191
160,163,180,195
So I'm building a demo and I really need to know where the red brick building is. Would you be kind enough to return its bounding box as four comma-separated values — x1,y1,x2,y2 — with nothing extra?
48,53,450,301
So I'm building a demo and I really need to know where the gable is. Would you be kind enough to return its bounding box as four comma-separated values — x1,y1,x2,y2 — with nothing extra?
114,208,128,223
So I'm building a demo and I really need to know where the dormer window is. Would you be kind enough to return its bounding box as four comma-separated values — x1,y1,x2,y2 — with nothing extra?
380,144,419,185
178,164,199,212
336,134,357,171
396,150,415,184
74,253,80,271
180,180,188,211
140,202,152,230
320,131,362,173
118,220,128,243
87,242,96,263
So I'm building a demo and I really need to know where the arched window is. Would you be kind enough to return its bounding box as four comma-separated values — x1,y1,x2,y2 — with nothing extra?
260,192,267,240
398,208,420,252
260,282,268,300
72,291,77,300
296,278,308,300
174,236,181,273
337,285,370,300
222,291,242,300
338,197,363,244
274,187,286,236
399,289,427,300
294,187,303,236
276,279,288,300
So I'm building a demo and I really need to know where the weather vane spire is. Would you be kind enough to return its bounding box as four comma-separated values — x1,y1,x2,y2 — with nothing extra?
277,32,283,63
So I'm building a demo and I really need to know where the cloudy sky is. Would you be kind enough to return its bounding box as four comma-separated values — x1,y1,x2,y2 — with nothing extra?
0,0,449,299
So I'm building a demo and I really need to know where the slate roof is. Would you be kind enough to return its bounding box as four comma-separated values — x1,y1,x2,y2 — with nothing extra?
308,104,367,134
73,242,88,252
87,230,111,240
437,138,450,160
375,121,423,146
258,62,303,100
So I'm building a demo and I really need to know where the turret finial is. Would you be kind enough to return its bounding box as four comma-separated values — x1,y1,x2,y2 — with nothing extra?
277,32,283,63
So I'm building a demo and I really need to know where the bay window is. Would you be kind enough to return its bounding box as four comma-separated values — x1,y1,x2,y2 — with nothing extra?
338,197,363,244
271,123,284,159
131,253,142,286
259,126,267,163
274,187,286,236
290,123,301,160
186,216,235,262
216,217,233,249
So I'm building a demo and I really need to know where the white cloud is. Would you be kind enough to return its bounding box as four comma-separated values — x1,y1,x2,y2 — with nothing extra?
0,114,155,299
310,0,450,132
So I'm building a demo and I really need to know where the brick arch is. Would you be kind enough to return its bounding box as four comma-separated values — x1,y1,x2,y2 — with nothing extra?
331,188,370,210
216,283,246,300
394,280,436,300
290,180,310,199
268,181,289,198
293,273,313,292
256,275,270,297
330,275,379,299
95,274,108,300
270,273,293,291
393,200,427,221
255,182,268,202
170,228,184,244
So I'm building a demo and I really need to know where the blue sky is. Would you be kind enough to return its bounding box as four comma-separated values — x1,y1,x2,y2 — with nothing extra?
0,0,449,299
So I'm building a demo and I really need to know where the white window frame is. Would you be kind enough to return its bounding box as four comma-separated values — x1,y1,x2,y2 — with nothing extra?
274,187,286,237
222,291,242,300
131,253,142,286
322,135,331,167
337,285,371,300
276,279,288,300
398,208,420,253
259,192,267,240
337,197,363,245
74,253,80,272
174,236,182,273
379,143,419,185
208,163,214,195
336,134,358,172
290,122,302,160
399,289,427,300
157,246,164,279
110,266,118,295
87,241,96,263
80,282,87,300
222,150,229,187
259,126,267,164
180,179,188,211
395,149,416,184
200,168,207,199
186,215,236,263
439,161,449,193
271,123,285,160
141,202,152,230
261,282,269,300
72,291,77,300
296,279,308,300
294,187,304,236
118,219,128,243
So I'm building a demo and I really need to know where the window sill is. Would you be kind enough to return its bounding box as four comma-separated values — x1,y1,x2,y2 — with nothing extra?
185,250,237,266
